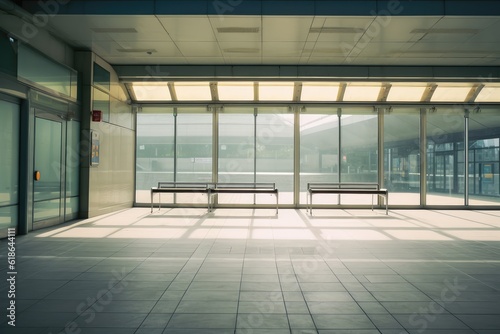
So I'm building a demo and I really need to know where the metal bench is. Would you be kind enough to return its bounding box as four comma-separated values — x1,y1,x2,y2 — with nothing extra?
209,182,279,214
307,182,388,215
150,182,210,212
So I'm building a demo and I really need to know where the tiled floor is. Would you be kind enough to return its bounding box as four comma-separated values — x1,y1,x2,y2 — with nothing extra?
1,208,500,334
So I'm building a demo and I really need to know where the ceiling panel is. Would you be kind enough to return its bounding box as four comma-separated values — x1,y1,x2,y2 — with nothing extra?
263,42,305,57
176,42,222,57
263,16,313,42
157,16,216,42
368,17,441,42
209,16,262,42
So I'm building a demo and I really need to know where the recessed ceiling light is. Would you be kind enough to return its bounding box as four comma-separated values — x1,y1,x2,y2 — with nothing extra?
217,27,260,33
309,27,365,34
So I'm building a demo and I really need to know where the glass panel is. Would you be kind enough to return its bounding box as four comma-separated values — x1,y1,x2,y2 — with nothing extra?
218,82,254,101
218,111,255,204
34,117,62,221
301,83,339,101
475,86,500,102
343,83,382,102
258,82,294,101
426,109,464,205
65,197,79,217
93,88,110,122
176,112,213,204
18,44,76,98
469,108,500,205
0,206,17,230
93,63,110,91
0,100,20,207
66,121,80,197
136,112,175,203
386,83,427,102
300,110,339,204
256,107,294,204
174,82,212,101
384,109,420,205
340,111,378,204
132,83,171,101
431,85,473,102
0,99,19,232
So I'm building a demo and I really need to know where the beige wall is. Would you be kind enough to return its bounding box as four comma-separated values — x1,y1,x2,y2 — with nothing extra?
77,52,135,218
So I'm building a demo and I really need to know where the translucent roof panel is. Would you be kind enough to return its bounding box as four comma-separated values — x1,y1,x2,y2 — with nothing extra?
386,83,427,102
218,82,254,101
475,86,500,102
343,83,382,102
301,82,339,101
132,83,171,101
258,82,294,101
174,82,212,101
431,85,473,102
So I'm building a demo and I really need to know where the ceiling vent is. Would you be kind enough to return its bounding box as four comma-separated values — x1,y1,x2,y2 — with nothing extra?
223,48,260,53
411,28,480,34
309,27,365,34
217,27,260,33
117,48,157,53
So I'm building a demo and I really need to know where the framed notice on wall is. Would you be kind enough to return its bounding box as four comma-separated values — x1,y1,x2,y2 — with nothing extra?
91,130,100,166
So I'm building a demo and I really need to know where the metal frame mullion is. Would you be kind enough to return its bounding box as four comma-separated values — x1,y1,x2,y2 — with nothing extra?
420,108,427,207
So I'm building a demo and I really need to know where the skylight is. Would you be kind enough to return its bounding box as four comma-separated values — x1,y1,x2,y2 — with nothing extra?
174,82,212,101
132,83,171,101
343,83,382,102
475,86,500,102
431,85,473,102
301,82,339,101
258,82,295,101
386,83,427,102
218,82,254,101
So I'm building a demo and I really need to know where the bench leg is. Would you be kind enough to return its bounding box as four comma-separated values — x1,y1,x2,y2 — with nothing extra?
151,191,153,213
386,194,389,215
310,193,313,216
276,192,279,215
371,194,374,211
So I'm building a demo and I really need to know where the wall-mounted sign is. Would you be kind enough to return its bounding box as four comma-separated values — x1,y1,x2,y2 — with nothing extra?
91,131,100,166
92,109,102,122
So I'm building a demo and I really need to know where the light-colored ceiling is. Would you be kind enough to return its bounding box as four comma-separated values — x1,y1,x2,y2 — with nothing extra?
46,15,500,66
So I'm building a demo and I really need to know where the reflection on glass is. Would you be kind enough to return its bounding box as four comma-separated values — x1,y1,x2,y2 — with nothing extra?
426,109,464,205
256,109,294,204
384,109,420,205
34,118,62,221
300,112,339,204
136,112,175,203
469,109,500,205
341,113,378,204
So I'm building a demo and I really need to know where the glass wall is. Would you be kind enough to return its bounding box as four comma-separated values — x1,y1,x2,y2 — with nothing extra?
300,108,339,204
0,100,20,231
135,104,500,208
469,108,500,205
426,108,465,205
256,108,294,204
384,108,420,205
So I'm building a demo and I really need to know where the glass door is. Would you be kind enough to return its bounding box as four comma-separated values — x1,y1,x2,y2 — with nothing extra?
33,116,63,224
